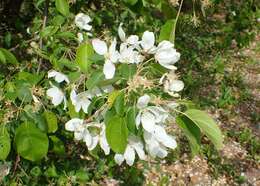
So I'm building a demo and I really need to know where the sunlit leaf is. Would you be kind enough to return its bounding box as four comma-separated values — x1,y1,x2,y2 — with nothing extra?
106,115,128,153
15,122,49,161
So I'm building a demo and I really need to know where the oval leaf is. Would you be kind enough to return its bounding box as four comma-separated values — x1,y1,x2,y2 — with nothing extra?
43,111,58,133
176,115,201,156
0,48,18,65
0,50,6,64
15,122,49,161
184,109,223,150
105,115,128,153
159,19,175,42
76,43,94,73
113,92,125,116
0,126,11,160
85,71,104,89
55,0,70,16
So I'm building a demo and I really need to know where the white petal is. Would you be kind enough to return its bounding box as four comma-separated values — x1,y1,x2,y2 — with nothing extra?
127,35,139,45
48,70,69,84
48,70,58,78
141,111,156,132
103,61,115,79
82,24,92,31
70,89,77,105
135,112,141,129
169,80,184,92
65,118,83,131
92,39,108,55
74,124,86,140
132,142,146,160
81,99,91,113
109,38,120,63
47,86,64,106
154,125,177,149
99,129,110,155
147,106,168,123
118,23,126,41
83,130,92,147
159,74,167,84
157,40,174,50
124,146,135,166
137,94,150,109
75,13,92,31
159,62,177,70
141,31,155,51
77,33,84,43
114,154,124,165
88,135,99,150
144,131,160,157
156,145,168,158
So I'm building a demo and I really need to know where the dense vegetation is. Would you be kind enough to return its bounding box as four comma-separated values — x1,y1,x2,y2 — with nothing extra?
0,0,259,185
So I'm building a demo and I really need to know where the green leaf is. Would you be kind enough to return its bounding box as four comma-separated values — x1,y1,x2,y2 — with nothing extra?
124,0,138,6
15,122,49,161
67,100,80,118
17,71,44,85
50,136,65,155
106,115,128,153
85,71,104,89
55,0,70,16
107,91,120,108
76,43,94,73
104,108,116,124
0,126,11,160
125,107,137,134
119,64,137,79
113,92,125,116
176,115,201,156
40,26,59,38
0,48,18,65
43,111,58,133
16,83,32,103
159,19,175,42
0,50,6,64
184,109,223,150
44,164,58,178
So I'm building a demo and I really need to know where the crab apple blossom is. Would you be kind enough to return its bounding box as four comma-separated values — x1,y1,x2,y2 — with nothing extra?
75,13,92,31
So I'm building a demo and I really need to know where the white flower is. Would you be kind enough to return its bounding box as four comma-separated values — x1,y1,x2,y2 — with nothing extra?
118,23,139,47
65,119,110,154
114,135,146,166
160,71,184,96
77,33,84,43
135,95,168,132
48,70,70,84
144,128,177,158
140,31,157,53
47,85,66,107
75,13,92,31
154,41,180,70
70,89,92,113
119,43,144,64
92,38,120,79
82,122,110,154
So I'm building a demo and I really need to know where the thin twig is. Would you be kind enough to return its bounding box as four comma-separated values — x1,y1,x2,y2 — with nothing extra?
37,0,49,74
12,155,20,177
170,0,184,43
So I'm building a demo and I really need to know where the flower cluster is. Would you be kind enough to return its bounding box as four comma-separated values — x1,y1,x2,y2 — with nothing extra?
46,13,185,166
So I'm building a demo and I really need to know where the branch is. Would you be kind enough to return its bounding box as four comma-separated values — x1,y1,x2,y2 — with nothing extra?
37,0,49,74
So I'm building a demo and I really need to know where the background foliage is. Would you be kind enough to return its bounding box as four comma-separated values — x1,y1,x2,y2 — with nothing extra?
0,0,259,185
